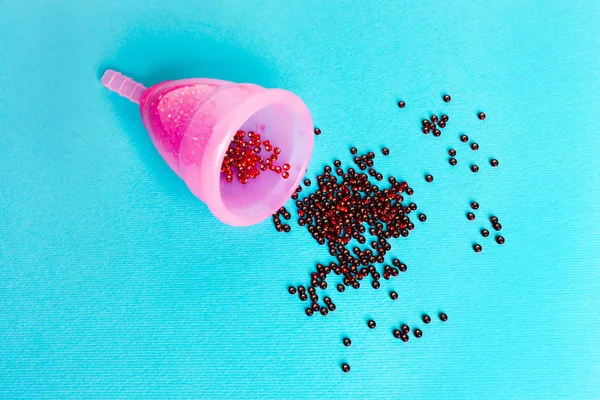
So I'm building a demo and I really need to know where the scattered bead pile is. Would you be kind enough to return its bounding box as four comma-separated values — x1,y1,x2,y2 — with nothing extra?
280,148,429,327
278,94,505,373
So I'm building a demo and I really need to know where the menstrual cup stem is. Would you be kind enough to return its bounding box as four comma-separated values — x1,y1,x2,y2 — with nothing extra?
101,69,146,104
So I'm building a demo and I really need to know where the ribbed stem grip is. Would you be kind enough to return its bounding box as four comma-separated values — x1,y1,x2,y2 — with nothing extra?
101,69,146,104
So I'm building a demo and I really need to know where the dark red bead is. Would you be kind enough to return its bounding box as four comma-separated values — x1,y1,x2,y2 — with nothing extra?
398,101,406,108
460,135,469,143
467,212,475,221
478,112,486,120
342,363,350,373
390,291,398,300
368,320,376,329
372,281,380,289
496,235,505,244
481,229,490,237
425,174,434,183
314,128,321,135
320,307,328,316
493,223,502,231
490,159,499,167
306,308,313,316
382,148,390,156
471,143,479,151
418,214,427,222
439,313,448,322
473,244,482,252
394,329,402,338
401,324,410,334
422,315,431,324
471,165,479,173
343,338,351,346
471,202,479,210
449,158,457,166
443,94,451,102
448,149,456,156
350,147,358,155
401,334,409,342
414,329,423,338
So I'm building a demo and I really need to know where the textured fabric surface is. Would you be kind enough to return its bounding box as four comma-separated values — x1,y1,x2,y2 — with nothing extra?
1,1,599,399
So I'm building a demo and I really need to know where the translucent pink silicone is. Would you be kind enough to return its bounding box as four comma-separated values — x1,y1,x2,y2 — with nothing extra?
101,70,314,226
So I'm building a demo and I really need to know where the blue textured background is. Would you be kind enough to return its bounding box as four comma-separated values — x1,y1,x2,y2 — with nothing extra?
1,1,599,399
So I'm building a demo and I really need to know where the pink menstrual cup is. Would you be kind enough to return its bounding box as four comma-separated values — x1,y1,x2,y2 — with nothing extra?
101,70,314,226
